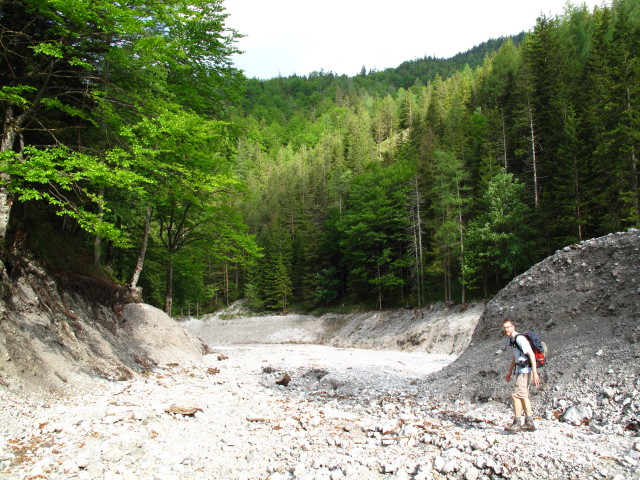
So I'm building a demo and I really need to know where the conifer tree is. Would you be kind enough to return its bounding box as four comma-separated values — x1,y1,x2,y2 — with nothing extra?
464,172,534,295
426,150,469,303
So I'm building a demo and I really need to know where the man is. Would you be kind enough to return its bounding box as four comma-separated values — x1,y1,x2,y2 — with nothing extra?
502,319,541,432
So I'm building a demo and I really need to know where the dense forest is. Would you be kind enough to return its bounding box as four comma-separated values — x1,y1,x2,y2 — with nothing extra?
1,0,638,315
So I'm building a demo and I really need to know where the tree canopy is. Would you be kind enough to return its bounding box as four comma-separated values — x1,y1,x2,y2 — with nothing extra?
2,0,637,314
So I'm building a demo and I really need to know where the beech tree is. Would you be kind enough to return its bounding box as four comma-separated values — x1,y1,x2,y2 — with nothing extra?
0,0,143,245
0,0,241,249
126,110,254,313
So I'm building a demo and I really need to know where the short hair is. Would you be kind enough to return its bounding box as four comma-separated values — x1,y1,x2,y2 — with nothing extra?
502,319,515,326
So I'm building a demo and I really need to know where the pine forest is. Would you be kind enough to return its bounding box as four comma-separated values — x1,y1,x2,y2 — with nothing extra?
1,0,638,315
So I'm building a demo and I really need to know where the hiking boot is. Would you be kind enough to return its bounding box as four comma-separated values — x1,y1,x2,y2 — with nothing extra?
505,419,522,433
522,418,537,431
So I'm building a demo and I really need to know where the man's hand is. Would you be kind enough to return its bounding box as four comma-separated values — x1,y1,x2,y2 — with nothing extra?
505,371,512,382
531,371,541,386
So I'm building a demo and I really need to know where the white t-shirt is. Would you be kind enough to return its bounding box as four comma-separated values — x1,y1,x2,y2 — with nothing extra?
508,334,533,374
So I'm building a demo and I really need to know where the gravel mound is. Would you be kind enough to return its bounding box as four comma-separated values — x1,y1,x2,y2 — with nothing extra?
1,343,638,480
425,230,640,435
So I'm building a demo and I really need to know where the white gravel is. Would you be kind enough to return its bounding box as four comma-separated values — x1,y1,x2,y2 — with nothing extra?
1,342,638,480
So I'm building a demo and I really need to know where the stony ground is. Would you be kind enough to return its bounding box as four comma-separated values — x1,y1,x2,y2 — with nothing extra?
1,342,638,480
0,230,639,479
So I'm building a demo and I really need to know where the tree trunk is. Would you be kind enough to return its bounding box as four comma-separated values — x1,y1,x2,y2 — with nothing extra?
442,245,451,304
501,109,508,170
411,225,421,307
376,249,382,311
573,157,583,241
93,234,101,266
443,255,451,304
93,189,104,266
411,176,424,307
224,262,229,306
632,143,639,222
627,88,639,223
528,104,540,207
377,280,382,311
0,106,18,248
130,206,152,288
482,264,488,299
165,258,174,314
457,183,466,306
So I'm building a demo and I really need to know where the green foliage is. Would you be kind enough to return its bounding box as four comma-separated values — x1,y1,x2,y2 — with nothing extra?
312,267,341,306
463,172,535,291
3,0,639,313
243,282,266,312
263,251,293,311
237,1,640,308
2,146,146,246
335,163,414,308
1,0,256,315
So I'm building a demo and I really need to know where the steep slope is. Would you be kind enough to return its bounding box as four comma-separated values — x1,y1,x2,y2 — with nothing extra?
0,256,206,396
424,230,640,432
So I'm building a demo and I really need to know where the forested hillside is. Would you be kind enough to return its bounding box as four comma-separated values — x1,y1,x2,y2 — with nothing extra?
1,0,638,315
233,0,639,311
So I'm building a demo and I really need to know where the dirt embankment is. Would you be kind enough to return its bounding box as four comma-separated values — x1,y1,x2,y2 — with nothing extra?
0,257,206,396
183,302,484,356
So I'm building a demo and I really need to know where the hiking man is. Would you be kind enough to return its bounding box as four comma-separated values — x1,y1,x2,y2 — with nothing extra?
502,319,541,432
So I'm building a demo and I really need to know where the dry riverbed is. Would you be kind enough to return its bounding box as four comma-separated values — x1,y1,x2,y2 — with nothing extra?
1,343,638,480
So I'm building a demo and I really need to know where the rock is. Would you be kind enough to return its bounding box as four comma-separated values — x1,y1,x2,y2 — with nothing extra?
563,405,593,425
433,456,446,472
276,373,291,386
383,403,397,413
379,419,401,434
442,460,460,473
381,463,398,473
464,466,481,480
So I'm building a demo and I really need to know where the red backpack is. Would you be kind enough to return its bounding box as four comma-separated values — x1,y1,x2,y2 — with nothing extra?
513,331,547,368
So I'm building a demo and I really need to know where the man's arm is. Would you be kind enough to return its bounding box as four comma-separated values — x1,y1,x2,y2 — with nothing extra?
505,357,515,382
528,351,541,386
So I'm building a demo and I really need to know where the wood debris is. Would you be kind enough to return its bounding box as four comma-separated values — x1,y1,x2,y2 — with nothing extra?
164,405,203,417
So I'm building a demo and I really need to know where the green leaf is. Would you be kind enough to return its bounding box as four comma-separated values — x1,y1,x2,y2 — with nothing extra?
29,42,64,58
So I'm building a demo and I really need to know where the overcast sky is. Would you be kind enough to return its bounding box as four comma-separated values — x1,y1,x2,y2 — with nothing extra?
224,0,606,79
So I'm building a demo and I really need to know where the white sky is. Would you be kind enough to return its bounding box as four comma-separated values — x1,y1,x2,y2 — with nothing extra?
224,0,607,79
